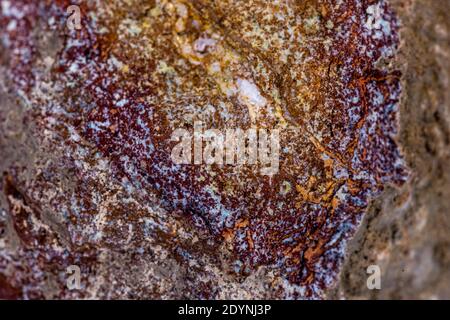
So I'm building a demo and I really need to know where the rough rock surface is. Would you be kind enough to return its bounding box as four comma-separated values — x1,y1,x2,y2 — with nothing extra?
333,0,450,299
0,0,448,299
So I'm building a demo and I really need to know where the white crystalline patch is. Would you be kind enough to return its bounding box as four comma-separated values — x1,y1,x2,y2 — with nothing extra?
116,98,128,107
68,62,79,73
365,3,384,31
0,1,10,14
108,55,124,70
237,79,267,107
6,20,16,31
120,18,142,36
193,36,217,54
1,1,25,19
236,78,267,123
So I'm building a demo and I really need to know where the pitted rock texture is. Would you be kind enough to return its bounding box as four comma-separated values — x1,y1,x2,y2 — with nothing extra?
0,0,447,299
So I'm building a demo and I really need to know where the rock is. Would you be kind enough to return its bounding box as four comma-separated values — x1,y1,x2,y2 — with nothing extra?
0,0,448,299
